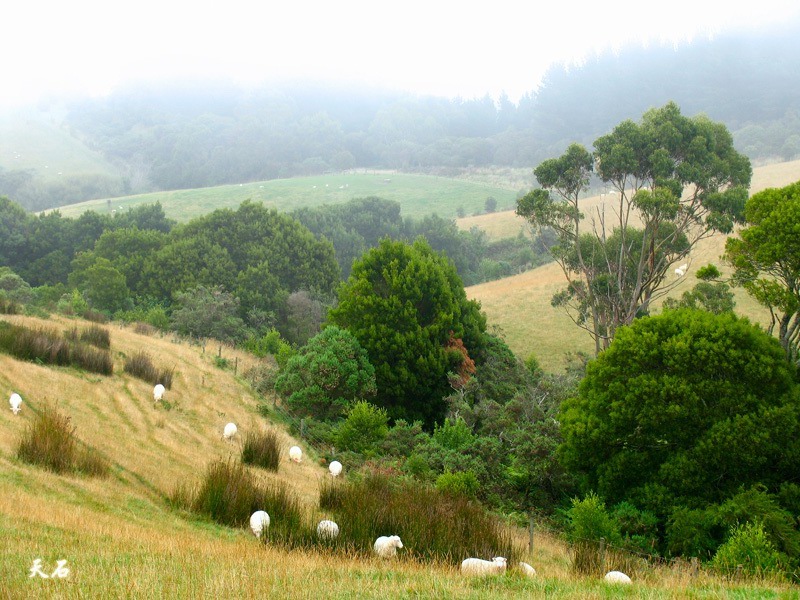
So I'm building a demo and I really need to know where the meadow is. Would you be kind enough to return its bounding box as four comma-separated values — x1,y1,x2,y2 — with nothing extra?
0,314,796,598
53,171,518,222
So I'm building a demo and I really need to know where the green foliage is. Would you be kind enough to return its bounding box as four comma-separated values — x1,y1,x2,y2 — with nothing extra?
318,473,519,564
243,328,290,358
560,309,800,558
16,403,109,477
170,285,247,342
79,257,130,313
725,180,800,363
335,401,389,455
663,280,736,314
328,238,486,428
241,429,281,472
565,492,622,575
381,420,429,458
435,470,480,499
711,521,787,578
0,267,33,305
432,417,475,452
274,326,376,421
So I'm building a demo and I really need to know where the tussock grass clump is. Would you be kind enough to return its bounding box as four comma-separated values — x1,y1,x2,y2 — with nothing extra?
65,324,111,349
177,459,307,544
241,429,281,471
0,298,20,314
319,473,520,564
16,403,109,477
0,321,112,374
124,351,174,389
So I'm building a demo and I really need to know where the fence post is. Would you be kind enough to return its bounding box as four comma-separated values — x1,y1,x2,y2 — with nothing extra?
300,418,306,439
736,564,743,579
528,515,534,553
691,557,698,578
234,357,238,376
599,537,606,574
218,345,222,358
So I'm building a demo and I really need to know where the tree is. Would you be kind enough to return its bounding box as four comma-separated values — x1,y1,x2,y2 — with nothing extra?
81,257,130,313
170,285,247,342
518,103,751,353
327,238,486,428
335,401,389,454
274,326,376,421
560,309,800,519
662,264,735,315
725,181,800,364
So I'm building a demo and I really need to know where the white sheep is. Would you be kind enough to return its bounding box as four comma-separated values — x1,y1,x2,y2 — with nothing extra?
460,556,507,576
518,561,536,577
250,510,270,538
289,445,302,462
223,422,237,440
604,570,632,584
373,535,403,558
317,519,340,539
9,393,22,415
675,263,688,277
329,460,342,477
153,384,165,403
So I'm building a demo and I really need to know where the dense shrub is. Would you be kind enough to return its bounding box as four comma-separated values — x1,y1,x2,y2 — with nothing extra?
711,521,787,579
334,401,388,455
435,470,480,499
65,325,111,349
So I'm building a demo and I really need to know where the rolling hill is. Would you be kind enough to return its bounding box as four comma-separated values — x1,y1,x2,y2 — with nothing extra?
1,315,793,597
464,159,800,372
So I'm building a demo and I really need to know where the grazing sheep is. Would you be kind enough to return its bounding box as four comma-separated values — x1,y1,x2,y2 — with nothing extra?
604,570,632,584
317,519,340,539
289,445,302,462
223,422,237,440
329,460,342,477
675,263,688,277
250,510,270,538
373,535,403,558
153,384,165,403
518,561,536,577
9,393,22,415
460,556,507,576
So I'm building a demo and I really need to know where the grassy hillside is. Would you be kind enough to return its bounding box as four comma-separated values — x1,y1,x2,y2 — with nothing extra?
0,314,792,597
465,160,800,372
0,110,120,181
52,172,518,222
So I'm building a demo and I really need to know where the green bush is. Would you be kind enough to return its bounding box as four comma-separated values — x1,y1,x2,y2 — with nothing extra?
566,492,622,575
711,521,787,579
435,470,480,499
335,401,388,454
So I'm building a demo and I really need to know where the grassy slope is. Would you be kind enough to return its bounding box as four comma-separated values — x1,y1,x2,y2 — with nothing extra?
1,315,793,598
0,111,120,181
53,172,518,222
464,160,800,372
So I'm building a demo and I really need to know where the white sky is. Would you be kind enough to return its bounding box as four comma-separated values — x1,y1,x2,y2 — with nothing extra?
4,0,800,110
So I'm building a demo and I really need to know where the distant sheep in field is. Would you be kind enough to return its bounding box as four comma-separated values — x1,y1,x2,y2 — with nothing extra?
289,445,302,462
329,460,342,477
250,510,270,538
674,263,688,277
373,535,403,558
518,561,536,577
223,422,237,441
460,556,507,576
9,393,22,415
153,384,165,403
316,519,340,540
604,570,632,584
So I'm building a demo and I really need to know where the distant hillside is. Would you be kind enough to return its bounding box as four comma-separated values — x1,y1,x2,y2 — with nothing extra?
52,172,518,222
466,159,800,371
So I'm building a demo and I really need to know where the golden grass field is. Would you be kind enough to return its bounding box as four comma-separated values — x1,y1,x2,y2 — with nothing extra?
463,159,800,372
1,315,796,598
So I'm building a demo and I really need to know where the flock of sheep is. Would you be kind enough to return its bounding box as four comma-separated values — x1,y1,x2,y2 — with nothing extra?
7,379,636,586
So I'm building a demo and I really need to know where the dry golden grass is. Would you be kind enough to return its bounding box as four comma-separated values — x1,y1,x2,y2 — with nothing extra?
0,315,795,597
466,160,800,371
